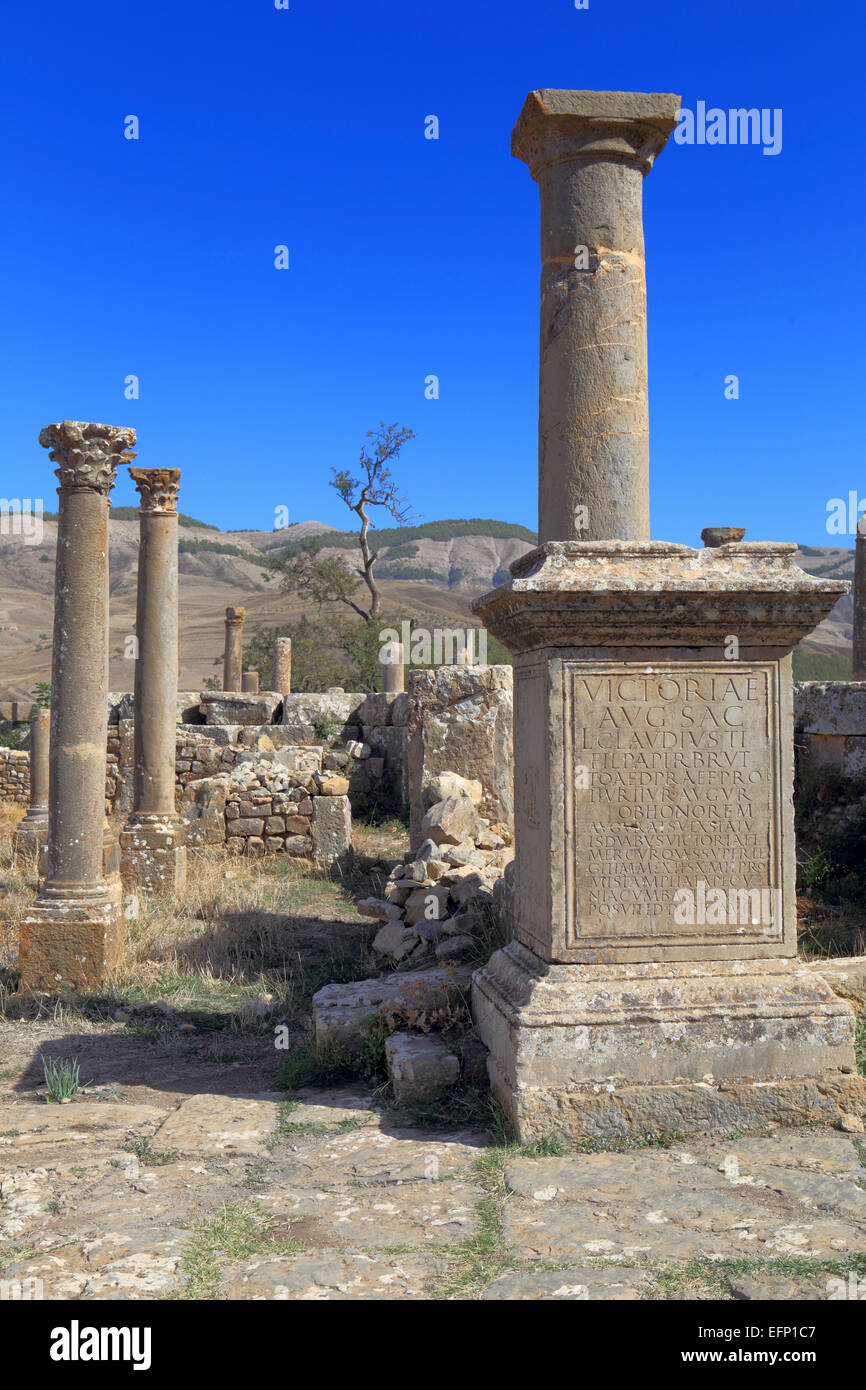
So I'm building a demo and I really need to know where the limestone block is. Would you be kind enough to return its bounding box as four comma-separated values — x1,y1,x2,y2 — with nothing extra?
408,666,513,846
373,920,423,963
179,776,227,846
794,681,866,736
311,795,352,867
385,1031,460,1105
806,956,866,1014
421,793,479,847
425,772,483,809
313,965,473,1048
200,692,282,726
281,691,365,743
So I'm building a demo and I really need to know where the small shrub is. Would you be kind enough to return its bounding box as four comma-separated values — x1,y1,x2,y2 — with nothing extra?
41,1055,81,1103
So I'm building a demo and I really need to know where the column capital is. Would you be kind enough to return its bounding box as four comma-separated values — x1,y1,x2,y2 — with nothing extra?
129,467,181,515
225,606,246,625
512,89,681,179
39,421,137,495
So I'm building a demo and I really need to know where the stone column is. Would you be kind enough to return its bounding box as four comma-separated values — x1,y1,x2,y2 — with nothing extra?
242,669,259,693
469,92,865,1141
223,606,246,691
19,421,134,993
853,516,866,681
13,706,50,860
271,637,292,696
381,640,404,694
512,90,680,543
120,468,187,894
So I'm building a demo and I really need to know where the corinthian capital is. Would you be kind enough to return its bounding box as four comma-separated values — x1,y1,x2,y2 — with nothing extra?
40,421,137,495
129,467,181,515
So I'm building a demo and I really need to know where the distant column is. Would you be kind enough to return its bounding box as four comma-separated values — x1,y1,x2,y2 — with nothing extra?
19,420,134,992
242,669,259,693
223,607,246,691
13,706,50,860
381,639,405,693
854,517,866,682
120,468,187,894
271,637,292,696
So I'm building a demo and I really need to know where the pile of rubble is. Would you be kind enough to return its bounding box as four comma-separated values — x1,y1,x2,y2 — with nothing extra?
357,771,514,968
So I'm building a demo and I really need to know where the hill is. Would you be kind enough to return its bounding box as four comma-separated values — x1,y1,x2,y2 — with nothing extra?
0,515,855,695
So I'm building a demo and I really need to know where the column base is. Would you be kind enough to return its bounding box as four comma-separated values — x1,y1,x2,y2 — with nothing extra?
18,878,125,993
119,814,187,894
12,812,49,861
472,942,866,1142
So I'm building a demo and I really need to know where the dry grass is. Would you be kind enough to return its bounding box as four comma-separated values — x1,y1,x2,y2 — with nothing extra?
0,803,407,1032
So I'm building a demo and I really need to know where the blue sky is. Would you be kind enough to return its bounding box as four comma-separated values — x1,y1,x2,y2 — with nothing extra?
1,0,862,547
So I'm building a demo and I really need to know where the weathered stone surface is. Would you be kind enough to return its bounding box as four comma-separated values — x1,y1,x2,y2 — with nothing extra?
272,1125,488,1187
425,772,483,808
421,793,479,847
502,1133,866,1262
253,1180,479,1248
408,666,513,846
372,919,423,963
219,1251,447,1300
313,966,473,1048
806,956,866,1014
511,90,680,543
281,691,364,743
385,1031,460,1104
311,794,352,867
481,1268,649,1300
201,692,282,727
151,1093,283,1156
474,943,865,1140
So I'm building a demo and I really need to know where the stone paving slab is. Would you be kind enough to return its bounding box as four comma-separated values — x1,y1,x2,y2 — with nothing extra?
287,1087,382,1129
253,1180,481,1248
274,1126,489,1188
502,1135,866,1263
481,1268,650,1300
151,1092,284,1156
219,1251,451,1300
0,1101,167,1151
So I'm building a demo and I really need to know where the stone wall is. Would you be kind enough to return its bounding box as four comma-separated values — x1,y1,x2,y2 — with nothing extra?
407,666,514,847
795,681,866,781
0,747,30,805
180,753,352,868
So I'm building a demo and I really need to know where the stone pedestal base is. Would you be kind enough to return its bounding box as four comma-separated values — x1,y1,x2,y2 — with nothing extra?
472,942,865,1141
12,814,49,861
18,879,125,993
38,824,121,882
119,815,187,894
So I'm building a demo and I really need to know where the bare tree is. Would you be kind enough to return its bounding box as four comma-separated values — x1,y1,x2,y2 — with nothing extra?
272,421,415,622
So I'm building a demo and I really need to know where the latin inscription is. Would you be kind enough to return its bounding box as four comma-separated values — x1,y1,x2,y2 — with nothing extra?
567,664,781,943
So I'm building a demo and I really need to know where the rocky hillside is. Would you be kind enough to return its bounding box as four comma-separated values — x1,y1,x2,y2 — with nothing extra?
0,513,855,698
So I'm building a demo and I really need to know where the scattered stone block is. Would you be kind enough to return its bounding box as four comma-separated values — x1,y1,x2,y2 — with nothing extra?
385,1031,460,1104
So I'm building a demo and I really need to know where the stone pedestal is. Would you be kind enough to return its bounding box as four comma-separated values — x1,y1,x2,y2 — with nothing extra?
19,421,134,993
272,637,292,696
242,669,259,693
471,541,865,1138
223,607,246,692
120,469,186,895
13,706,50,860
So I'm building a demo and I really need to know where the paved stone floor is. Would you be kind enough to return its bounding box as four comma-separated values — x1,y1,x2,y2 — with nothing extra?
1,1021,865,1300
